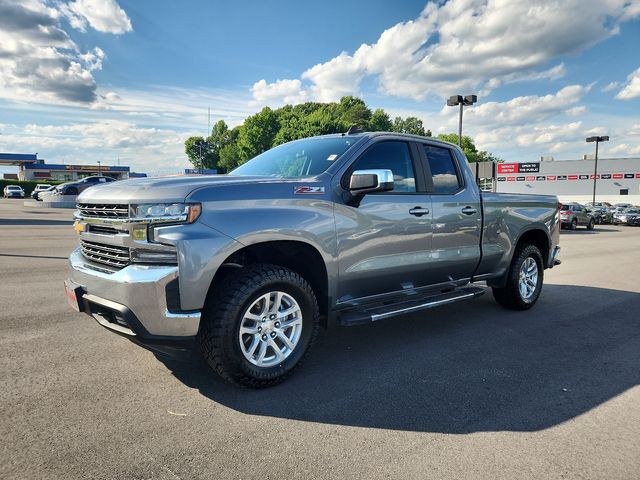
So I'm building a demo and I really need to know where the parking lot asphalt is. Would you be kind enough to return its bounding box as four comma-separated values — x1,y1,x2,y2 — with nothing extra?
1,198,639,480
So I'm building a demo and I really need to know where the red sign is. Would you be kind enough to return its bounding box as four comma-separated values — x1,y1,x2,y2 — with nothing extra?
589,174,601,179
612,173,623,179
547,175,556,181
636,173,640,179
497,163,518,174
526,176,535,181
568,175,578,180
33,172,51,178
507,176,516,181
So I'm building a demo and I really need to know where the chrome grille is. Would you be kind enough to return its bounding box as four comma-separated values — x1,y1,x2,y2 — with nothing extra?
80,240,130,268
77,203,129,218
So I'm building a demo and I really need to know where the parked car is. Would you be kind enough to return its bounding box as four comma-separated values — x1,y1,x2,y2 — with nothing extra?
585,206,613,224
612,203,634,213
613,208,640,225
560,203,595,230
66,131,561,387
31,184,53,200
55,176,116,196
585,201,612,209
3,185,25,198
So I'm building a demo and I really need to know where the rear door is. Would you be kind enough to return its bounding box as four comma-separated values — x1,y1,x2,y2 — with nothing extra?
420,144,482,285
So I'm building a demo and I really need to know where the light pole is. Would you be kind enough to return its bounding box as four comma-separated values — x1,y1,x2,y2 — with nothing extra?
586,135,609,205
447,94,477,147
97,161,101,175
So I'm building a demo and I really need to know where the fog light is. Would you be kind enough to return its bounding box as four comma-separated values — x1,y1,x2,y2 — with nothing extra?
130,249,178,264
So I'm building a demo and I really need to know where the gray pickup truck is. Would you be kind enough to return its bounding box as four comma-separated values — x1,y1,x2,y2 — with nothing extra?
65,132,561,387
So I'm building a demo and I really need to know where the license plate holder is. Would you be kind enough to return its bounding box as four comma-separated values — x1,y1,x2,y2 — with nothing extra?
64,280,85,312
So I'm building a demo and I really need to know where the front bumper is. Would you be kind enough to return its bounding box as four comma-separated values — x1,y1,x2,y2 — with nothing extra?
67,247,200,343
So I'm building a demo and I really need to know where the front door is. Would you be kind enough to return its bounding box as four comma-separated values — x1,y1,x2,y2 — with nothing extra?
334,140,433,303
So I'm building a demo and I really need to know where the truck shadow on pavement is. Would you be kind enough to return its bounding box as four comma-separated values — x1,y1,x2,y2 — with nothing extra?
0,219,73,226
560,227,622,234
153,284,640,433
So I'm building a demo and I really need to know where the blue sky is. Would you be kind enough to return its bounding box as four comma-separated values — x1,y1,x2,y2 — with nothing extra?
1,0,639,175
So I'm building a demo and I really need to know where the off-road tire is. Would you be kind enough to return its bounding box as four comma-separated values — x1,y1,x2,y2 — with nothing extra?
199,263,319,388
492,244,544,310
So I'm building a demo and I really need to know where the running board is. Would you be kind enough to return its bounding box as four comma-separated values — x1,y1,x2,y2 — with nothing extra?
337,286,486,326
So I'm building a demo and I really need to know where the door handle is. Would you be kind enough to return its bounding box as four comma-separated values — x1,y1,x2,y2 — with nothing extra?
409,206,430,217
461,206,477,215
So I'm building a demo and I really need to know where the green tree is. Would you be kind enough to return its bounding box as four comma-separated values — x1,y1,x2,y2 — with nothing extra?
393,116,428,136
337,96,372,129
207,120,229,155
237,107,279,163
218,126,242,172
436,133,501,163
184,136,216,170
369,108,393,131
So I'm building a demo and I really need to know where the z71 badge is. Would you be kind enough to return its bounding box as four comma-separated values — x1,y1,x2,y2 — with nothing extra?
294,186,325,195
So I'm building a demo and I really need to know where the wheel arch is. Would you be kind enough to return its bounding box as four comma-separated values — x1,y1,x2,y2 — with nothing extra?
487,226,550,289
207,240,330,323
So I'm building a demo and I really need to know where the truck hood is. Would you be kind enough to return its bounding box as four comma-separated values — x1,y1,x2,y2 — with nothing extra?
77,175,288,204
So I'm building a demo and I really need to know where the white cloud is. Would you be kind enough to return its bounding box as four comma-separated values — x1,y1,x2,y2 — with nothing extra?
607,143,640,155
0,0,130,104
250,79,307,107
615,67,640,100
566,106,587,116
516,122,583,146
61,0,132,34
0,120,186,173
602,81,620,92
438,85,591,132
252,0,640,104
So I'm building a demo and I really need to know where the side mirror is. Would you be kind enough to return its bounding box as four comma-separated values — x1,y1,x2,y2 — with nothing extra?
349,169,394,195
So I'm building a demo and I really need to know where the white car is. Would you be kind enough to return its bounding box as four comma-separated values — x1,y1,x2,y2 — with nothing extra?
3,185,25,198
32,184,54,200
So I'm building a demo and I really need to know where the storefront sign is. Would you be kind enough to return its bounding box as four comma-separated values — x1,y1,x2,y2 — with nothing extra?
496,162,540,174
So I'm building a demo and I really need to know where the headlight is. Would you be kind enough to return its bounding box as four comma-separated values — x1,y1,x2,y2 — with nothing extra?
131,203,201,224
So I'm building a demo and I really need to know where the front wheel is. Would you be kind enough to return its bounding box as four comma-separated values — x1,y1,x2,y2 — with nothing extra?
492,244,544,310
587,218,595,230
199,264,319,388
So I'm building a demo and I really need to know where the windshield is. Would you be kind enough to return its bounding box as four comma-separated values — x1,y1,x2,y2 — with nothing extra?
7,186,21,190
230,136,357,178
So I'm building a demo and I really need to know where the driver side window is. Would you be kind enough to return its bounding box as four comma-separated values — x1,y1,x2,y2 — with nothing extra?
349,141,416,193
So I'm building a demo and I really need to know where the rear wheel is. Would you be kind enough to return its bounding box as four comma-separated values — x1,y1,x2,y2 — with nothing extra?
587,218,595,230
199,264,319,388
569,218,577,230
492,244,544,310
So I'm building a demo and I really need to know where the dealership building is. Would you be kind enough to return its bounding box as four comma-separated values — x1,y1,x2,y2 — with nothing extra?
492,157,640,204
0,153,144,181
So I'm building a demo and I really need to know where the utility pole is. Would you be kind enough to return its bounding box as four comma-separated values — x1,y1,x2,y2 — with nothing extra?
446,95,478,147
586,135,610,205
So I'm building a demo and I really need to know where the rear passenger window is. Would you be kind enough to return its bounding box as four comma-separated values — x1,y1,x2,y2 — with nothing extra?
423,145,461,194
350,141,416,193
